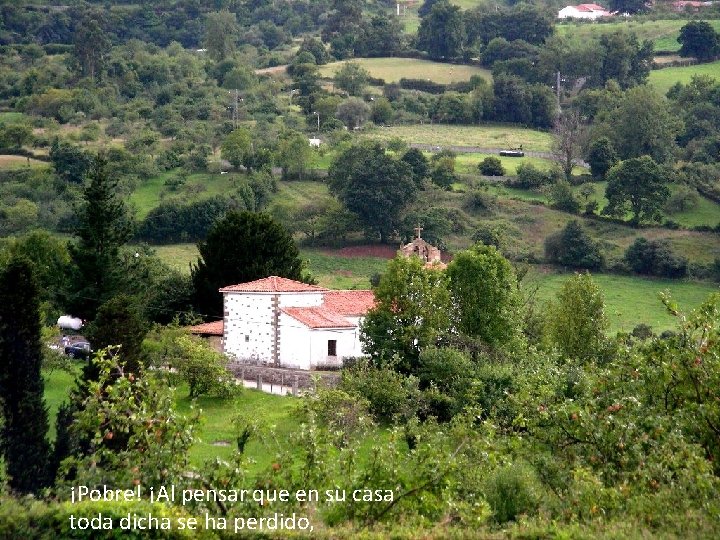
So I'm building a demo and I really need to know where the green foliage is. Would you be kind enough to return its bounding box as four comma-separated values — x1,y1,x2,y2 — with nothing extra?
65,154,134,320
204,10,238,62
328,141,417,242
545,272,609,363
546,180,581,214
361,257,452,372
336,97,371,130
483,462,541,524
341,360,420,424
302,387,374,446
598,86,680,163
417,0,465,59
0,256,52,493
57,351,197,494
624,238,689,278
678,21,719,61
544,220,604,270
49,139,92,185
335,62,370,97
478,156,505,176
429,155,456,190
85,295,148,376
148,330,235,400
136,196,246,244
587,136,618,179
447,244,522,347
220,128,252,170
191,211,304,318
604,156,670,224
401,148,430,186
417,347,476,421
510,162,552,189
275,130,312,180
0,498,216,539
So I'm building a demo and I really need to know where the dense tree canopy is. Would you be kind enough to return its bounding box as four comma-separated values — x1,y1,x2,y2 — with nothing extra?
361,256,452,372
191,211,304,319
0,256,53,494
447,244,521,347
328,141,417,242
65,154,134,321
678,21,719,61
417,0,465,59
604,156,670,224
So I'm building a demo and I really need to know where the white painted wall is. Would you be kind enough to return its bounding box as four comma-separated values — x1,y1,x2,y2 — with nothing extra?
223,293,275,362
224,290,364,369
277,292,324,308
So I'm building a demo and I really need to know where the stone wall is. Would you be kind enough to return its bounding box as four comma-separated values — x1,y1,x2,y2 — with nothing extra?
227,360,340,392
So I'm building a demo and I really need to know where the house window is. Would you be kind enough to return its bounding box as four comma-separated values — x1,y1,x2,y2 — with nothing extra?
327,340,337,357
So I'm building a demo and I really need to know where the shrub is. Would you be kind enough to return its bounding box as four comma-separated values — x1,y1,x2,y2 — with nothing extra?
483,463,541,524
136,196,245,244
340,358,420,424
546,180,581,214
509,162,552,189
478,156,505,176
624,238,688,278
544,220,604,270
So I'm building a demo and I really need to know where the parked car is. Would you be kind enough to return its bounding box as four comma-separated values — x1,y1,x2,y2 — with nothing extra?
499,150,524,157
65,341,91,359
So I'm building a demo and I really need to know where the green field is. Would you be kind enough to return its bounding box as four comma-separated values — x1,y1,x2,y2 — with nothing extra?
319,57,491,84
649,59,720,94
526,268,719,333
364,124,554,151
0,154,48,170
557,19,720,52
455,153,587,176
129,170,239,220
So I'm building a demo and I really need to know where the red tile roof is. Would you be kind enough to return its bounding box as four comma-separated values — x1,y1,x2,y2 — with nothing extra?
322,290,375,316
220,276,328,293
281,306,356,329
188,320,224,336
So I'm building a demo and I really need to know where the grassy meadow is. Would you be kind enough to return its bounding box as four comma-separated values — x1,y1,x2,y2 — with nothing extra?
0,155,48,170
557,19,720,52
527,268,719,333
318,57,491,84
363,124,554,151
649,59,720,94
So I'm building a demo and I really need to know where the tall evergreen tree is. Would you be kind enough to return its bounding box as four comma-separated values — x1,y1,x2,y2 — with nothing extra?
191,211,305,319
0,256,53,494
65,153,133,321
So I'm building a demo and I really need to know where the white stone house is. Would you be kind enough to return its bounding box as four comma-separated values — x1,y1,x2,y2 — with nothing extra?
219,276,374,370
558,4,612,19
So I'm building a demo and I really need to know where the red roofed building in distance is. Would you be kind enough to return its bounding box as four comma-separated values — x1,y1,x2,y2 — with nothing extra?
558,4,612,19
217,276,374,370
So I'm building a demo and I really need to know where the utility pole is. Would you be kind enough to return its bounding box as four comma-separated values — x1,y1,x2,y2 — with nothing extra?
313,111,320,134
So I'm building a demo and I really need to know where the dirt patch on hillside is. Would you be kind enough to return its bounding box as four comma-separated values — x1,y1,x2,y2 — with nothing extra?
322,245,398,258
255,65,288,75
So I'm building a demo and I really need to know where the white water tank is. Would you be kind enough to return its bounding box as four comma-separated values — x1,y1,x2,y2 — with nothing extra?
57,315,83,331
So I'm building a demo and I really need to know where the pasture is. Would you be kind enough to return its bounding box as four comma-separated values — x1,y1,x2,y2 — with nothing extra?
0,154,48,170
363,124,554,151
129,170,239,220
649,60,720,94
526,268,719,333
557,19,720,52
318,57,491,84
